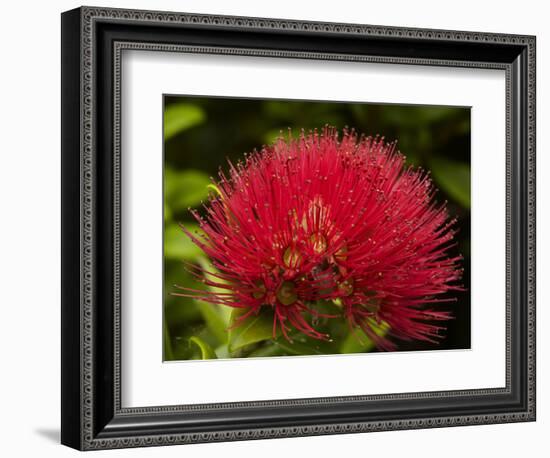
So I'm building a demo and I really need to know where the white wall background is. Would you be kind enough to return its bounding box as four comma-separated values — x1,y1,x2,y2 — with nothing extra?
0,0,545,456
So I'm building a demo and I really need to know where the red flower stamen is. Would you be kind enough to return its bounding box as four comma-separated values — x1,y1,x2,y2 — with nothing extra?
176,127,464,349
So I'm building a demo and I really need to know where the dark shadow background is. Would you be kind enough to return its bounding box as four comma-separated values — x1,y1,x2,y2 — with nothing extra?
163,95,471,360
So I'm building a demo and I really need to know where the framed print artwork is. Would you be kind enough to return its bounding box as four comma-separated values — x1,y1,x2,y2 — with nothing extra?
61,6,536,450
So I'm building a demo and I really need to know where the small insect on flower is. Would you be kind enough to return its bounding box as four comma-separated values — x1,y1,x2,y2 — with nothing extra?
174,127,463,351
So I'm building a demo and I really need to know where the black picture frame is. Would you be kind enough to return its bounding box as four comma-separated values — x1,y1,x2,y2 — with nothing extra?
61,6,536,451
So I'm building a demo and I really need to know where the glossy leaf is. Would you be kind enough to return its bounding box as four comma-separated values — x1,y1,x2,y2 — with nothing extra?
274,338,329,356
340,320,390,354
163,318,175,361
164,103,206,140
164,296,200,324
247,343,286,358
164,203,173,223
196,258,233,326
189,336,217,359
272,324,341,356
165,168,211,211
429,157,471,208
228,308,276,353
214,344,230,359
194,300,228,345
164,223,203,260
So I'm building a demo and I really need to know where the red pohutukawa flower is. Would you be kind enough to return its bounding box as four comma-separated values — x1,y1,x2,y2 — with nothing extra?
176,127,463,350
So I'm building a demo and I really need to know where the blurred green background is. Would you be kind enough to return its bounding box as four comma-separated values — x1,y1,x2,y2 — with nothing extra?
163,95,471,361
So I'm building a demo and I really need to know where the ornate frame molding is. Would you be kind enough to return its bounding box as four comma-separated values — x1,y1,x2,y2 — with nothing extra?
61,6,536,450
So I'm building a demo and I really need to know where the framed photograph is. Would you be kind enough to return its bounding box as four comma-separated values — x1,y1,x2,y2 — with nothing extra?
61,6,536,450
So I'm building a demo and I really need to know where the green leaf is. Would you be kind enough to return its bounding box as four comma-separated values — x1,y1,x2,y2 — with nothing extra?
165,168,212,211
164,103,206,140
163,318,175,361
189,336,217,359
194,299,228,345
340,320,390,354
428,157,471,208
164,203,172,222
247,343,286,358
164,263,203,320
196,257,233,327
165,296,200,323
263,128,286,145
164,223,204,261
168,255,230,346
274,338,328,356
215,344,230,359
272,326,341,356
228,308,276,353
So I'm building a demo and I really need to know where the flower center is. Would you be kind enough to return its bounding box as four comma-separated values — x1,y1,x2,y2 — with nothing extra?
309,232,328,255
334,244,348,262
363,300,380,313
276,281,298,306
283,245,303,269
252,281,267,299
338,279,354,297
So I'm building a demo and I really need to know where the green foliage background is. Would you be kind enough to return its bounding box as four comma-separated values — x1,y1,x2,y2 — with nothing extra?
163,96,471,361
